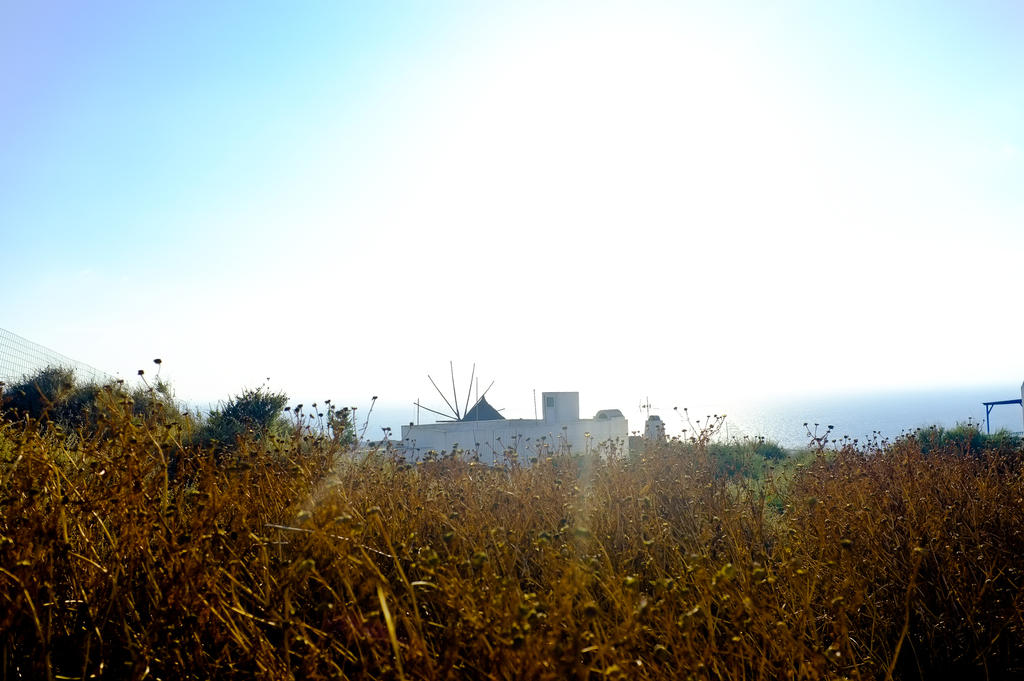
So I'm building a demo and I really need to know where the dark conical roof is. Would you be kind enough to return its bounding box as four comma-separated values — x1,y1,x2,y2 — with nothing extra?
462,396,504,421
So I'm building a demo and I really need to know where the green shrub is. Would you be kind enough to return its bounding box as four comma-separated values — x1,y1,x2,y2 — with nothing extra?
1,366,186,437
130,377,182,422
707,440,760,478
983,427,1022,453
704,436,787,478
1,366,77,422
915,422,1022,456
325,403,356,448
754,439,787,461
56,382,106,431
199,387,289,445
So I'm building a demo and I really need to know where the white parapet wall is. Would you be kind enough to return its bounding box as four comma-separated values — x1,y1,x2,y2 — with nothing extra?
399,392,628,464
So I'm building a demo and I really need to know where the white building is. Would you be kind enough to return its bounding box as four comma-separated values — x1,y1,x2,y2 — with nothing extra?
400,391,628,464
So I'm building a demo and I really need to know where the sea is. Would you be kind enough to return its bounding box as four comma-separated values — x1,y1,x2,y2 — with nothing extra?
358,384,1024,450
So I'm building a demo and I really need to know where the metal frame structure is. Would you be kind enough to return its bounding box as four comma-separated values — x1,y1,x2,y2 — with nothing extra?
982,398,1022,434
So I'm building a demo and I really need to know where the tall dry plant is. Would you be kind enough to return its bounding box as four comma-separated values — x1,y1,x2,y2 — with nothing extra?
1,397,1023,680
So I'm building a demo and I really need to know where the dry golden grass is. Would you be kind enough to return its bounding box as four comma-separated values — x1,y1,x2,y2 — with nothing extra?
1,396,1023,680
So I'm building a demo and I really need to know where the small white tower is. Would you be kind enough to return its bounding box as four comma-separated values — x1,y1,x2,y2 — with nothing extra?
644,415,666,441
542,392,580,425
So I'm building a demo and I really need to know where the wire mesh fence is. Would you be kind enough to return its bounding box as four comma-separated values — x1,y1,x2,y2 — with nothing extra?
0,327,115,387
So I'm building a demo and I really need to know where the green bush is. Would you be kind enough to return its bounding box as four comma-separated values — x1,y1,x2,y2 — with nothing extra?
753,439,787,461
199,387,290,445
984,427,1022,452
707,440,759,478
325,403,356,448
1,366,186,436
57,382,106,431
130,378,182,422
915,422,1022,456
1,366,77,422
705,436,787,478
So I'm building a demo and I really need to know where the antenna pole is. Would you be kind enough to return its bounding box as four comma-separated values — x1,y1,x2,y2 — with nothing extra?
533,389,538,420
640,396,653,419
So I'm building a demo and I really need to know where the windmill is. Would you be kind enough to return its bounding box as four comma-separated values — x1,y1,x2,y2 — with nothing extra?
414,362,498,422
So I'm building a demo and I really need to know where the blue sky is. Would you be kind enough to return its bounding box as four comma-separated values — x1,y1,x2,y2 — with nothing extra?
2,1,1022,426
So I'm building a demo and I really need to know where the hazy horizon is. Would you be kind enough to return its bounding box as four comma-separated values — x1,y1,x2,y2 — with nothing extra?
289,380,1024,450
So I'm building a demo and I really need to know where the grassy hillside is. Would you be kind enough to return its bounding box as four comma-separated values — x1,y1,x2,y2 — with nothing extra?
1,375,1023,679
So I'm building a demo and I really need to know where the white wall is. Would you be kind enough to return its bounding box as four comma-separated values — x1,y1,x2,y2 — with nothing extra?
400,414,628,465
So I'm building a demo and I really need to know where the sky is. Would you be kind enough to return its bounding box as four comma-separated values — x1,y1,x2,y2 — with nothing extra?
2,1,1023,432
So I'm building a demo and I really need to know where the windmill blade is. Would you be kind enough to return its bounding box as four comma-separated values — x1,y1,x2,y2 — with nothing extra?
449,361,461,420
414,401,458,421
462,362,476,418
477,380,495,404
428,374,459,419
